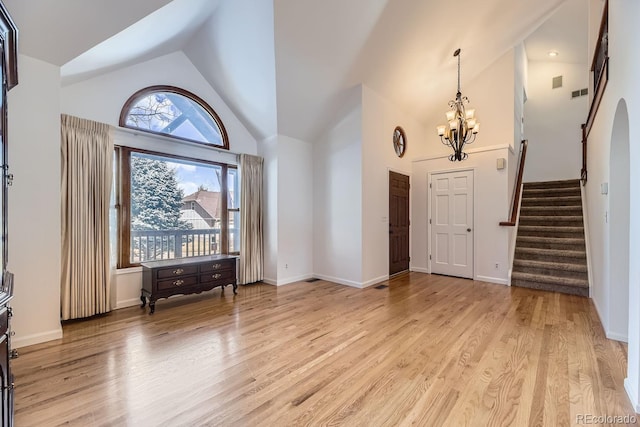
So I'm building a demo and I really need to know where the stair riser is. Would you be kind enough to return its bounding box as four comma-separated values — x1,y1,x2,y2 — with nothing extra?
512,265,588,280
523,180,581,190
514,251,585,263
515,240,585,251
511,279,589,297
519,218,584,227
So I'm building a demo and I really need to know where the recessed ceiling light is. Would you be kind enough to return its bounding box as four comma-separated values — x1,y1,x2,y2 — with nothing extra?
548,50,559,57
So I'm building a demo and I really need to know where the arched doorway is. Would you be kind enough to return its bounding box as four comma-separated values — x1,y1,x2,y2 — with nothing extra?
608,99,630,340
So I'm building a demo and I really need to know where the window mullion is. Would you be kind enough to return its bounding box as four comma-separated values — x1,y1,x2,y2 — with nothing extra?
221,164,229,254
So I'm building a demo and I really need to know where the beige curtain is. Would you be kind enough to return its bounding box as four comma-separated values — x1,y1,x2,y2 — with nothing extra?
60,114,113,320
239,154,264,284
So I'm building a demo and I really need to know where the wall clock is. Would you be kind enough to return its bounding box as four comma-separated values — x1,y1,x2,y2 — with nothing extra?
393,126,406,157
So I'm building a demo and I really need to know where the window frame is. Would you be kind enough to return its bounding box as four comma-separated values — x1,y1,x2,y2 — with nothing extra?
119,85,230,150
116,146,238,269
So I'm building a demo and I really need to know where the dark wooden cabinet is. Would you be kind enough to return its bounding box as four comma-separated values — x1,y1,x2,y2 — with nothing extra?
141,255,237,314
0,273,13,427
0,2,17,426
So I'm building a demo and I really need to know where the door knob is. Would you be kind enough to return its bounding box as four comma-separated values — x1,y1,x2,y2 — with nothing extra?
467,228,471,232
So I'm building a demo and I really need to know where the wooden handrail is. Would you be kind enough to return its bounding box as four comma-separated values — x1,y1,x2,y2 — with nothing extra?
581,0,608,184
500,140,528,226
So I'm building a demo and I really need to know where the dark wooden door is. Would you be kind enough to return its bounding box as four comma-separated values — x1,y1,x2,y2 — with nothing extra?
389,171,410,275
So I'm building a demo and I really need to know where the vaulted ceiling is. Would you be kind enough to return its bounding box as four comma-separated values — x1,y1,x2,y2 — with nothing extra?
4,0,586,142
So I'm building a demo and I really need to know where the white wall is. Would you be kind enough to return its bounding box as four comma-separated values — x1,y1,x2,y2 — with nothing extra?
361,85,424,285
8,55,63,348
184,0,277,140
61,51,258,156
313,104,363,287
514,43,528,149
258,135,313,286
259,135,278,284
523,61,588,182
412,49,517,284
583,0,640,411
276,136,313,284
422,49,516,160
412,146,512,284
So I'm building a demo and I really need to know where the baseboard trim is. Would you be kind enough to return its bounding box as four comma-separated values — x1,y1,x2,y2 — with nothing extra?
262,277,277,286
625,378,640,413
13,328,63,349
313,274,364,288
607,331,629,343
475,275,508,285
410,267,429,274
362,275,389,288
276,274,314,286
116,298,142,310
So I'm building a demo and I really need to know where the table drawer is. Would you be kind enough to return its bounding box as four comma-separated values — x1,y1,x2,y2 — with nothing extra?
199,269,235,284
200,260,233,273
157,265,198,279
157,275,198,291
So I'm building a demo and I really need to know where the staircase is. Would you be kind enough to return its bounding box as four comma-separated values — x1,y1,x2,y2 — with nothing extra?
511,179,589,297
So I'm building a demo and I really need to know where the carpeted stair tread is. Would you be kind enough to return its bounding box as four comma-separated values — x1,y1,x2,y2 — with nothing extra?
515,247,586,259
521,196,582,206
519,206,583,215
510,278,589,297
519,216,584,227
516,236,585,251
523,179,581,189
513,179,588,297
513,259,587,272
511,271,588,288
522,187,581,197
516,236,584,245
518,228,585,239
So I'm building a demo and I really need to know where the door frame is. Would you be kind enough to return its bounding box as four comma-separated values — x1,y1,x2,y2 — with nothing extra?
427,167,476,279
388,169,411,276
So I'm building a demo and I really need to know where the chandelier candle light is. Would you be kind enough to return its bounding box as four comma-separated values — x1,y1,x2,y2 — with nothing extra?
436,48,479,161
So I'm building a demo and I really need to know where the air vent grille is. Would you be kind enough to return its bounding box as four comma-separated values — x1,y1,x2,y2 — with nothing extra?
552,75,563,89
571,88,589,99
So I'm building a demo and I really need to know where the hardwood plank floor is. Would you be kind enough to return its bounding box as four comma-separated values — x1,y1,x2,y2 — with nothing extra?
12,273,639,426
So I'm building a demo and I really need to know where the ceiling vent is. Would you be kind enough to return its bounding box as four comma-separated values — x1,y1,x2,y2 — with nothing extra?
552,75,563,89
571,88,589,99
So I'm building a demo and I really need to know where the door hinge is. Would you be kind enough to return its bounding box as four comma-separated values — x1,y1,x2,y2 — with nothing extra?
429,254,432,260
429,183,432,189
429,218,432,224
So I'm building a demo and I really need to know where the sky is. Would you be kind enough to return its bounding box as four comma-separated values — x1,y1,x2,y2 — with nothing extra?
167,160,221,196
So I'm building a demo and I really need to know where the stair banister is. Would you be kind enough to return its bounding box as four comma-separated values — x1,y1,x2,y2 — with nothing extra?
500,140,528,226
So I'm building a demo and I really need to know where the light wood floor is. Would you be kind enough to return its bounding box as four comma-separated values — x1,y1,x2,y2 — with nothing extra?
12,273,639,426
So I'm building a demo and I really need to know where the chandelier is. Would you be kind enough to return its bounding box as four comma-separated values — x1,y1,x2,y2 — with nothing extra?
436,48,479,161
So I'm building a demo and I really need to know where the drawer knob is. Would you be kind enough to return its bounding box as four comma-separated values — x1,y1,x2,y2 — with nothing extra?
212,264,222,270
173,279,184,286
173,268,184,275
212,274,222,280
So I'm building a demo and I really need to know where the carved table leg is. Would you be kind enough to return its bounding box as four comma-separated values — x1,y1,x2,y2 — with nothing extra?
140,294,147,308
233,283,238,295
149,301,156,315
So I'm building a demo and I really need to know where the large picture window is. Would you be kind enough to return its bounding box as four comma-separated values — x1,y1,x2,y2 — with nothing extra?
117,148,239,268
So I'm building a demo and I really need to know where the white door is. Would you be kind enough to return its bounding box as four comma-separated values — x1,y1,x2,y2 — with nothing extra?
430,170,474,278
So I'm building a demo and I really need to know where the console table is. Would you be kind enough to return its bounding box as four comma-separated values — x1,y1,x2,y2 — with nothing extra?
141,255,237,314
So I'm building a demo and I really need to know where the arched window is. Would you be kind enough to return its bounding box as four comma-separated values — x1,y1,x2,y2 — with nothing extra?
119,85,229,149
